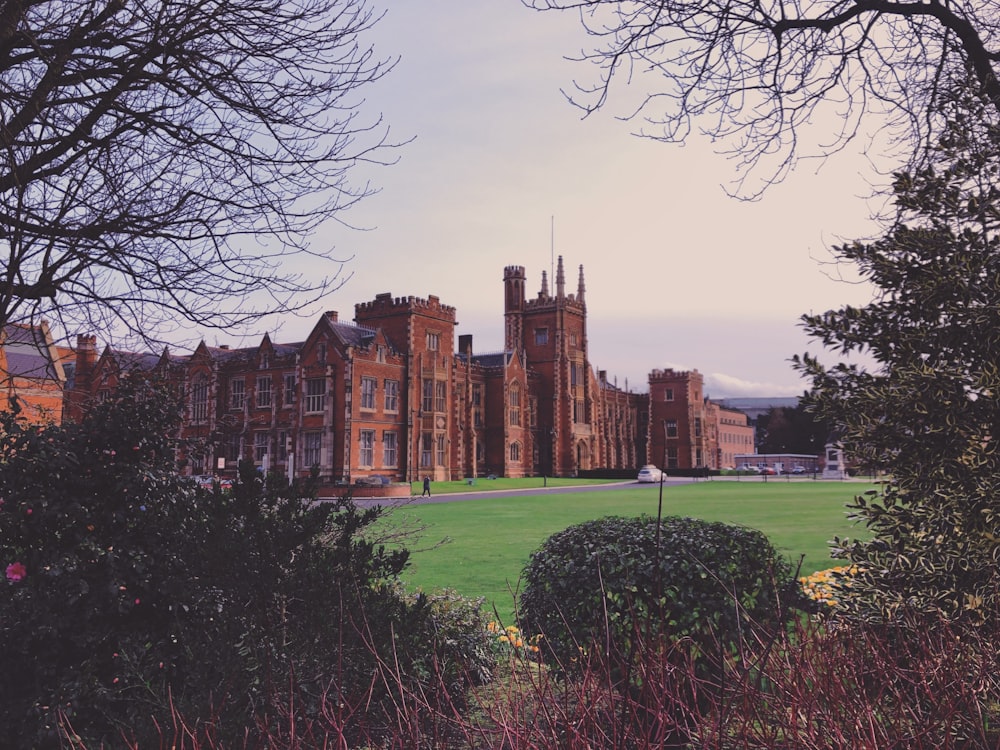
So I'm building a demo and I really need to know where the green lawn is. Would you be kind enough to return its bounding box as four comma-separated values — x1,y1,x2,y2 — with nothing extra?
385,479,875,619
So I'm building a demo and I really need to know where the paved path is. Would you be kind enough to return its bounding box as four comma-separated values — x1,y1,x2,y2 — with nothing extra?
352,477,700,507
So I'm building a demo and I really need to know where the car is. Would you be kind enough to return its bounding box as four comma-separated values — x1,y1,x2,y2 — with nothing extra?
637,465,664,483
189,474,233,491
759,466,777,475
736,464,760,473
791,465,808,475
354,474,391,487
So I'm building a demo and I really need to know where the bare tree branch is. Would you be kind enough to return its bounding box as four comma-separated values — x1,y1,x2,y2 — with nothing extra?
0,0,398,345
525,0,1000,196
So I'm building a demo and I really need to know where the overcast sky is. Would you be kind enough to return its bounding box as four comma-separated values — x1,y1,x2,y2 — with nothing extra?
258,0,888,398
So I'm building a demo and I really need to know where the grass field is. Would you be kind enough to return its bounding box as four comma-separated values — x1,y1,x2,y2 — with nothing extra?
384,479,875,619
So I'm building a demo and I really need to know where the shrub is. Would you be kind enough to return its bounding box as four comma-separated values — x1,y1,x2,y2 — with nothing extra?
518,515,801,673
0,375,489,748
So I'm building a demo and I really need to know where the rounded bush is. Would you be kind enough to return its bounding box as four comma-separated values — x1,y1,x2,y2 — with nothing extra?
518,515,800,668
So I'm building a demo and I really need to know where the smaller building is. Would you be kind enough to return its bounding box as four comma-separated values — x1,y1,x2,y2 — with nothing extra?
0,322,67,425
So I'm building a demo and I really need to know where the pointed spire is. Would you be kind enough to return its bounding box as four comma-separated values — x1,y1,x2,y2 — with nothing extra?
577,264,586,304
556,255,565,298
540,269,549,297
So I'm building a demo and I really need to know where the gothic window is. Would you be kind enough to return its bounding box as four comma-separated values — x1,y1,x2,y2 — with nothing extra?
230,378,245,410
191,376,208,422
383,431,398,467
665,420,678,438
256,376,272,408
305,378,326,413
436,434,446,465
509,384,521,426
422,378,433,413
384,379,399,412
435,380,446,412
665,388,674,401
303,432,322,466
359,429,375,466
426,332,440,351
360,376,377,410
510,442,521,462
534,328,548,345
420,432,432,467
254,432,269,462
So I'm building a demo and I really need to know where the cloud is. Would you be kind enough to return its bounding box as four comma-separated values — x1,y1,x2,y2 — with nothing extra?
704,372,804,399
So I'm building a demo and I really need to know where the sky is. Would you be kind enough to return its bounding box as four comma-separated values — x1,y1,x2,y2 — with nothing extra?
257,0,887,398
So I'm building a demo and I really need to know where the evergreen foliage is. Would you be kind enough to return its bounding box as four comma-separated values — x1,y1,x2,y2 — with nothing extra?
0,375,492,747
796,85,1000,625
518,515,800,671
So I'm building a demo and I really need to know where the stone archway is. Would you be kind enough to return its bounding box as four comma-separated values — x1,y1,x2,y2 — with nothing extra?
576,440,591,471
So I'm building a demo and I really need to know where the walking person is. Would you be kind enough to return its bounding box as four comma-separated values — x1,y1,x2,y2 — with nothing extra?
422,476,431,497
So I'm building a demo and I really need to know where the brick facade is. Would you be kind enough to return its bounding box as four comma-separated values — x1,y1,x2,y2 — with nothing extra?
62,258,754,482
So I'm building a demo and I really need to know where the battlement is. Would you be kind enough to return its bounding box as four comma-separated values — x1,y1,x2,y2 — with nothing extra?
649,367,701,380
503,265,526,279
522,294,585,312
355,293,456,319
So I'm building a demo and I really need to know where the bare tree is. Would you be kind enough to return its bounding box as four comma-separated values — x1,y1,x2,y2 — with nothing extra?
525,0,1000,195
0,0,395,343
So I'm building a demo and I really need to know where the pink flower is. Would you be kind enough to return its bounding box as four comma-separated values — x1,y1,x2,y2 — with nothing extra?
6,562,26,581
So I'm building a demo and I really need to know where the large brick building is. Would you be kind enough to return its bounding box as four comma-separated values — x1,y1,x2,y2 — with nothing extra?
63,257,752,482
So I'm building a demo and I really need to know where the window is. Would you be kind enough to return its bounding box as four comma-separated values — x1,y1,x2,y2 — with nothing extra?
665,420,678,438
305,378,326,413
304,432,322,467
435,380,446,412
529,397,537,427
359,429,374,466
571,363,579,386
360,376,376,410
254,432,269,462
472,384,482,405
574,399,585,423
694,417,702,438
420,432,432,468
426,332,440,351
98,389,111,403
317,342,327,363
383,431,398,467
191,377,208,422
534,328,548,345
230,378,245,409
377,345,386,363
422,378,433,413
474,408,483,427
510,442,521,462
436,434,446,465
277,430,288,461
665,388,674,402
509,384,521,426
226,434,242,462
284,373,296,405
667,447,678,469
256,376,272,408
384,379,399,412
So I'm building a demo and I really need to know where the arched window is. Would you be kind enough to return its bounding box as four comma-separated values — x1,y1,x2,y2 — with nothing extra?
510,442,521,463
509,383,521,426
191,375,208,422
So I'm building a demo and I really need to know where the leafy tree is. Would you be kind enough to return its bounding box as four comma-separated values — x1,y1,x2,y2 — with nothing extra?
524,0,1000,193
0,375,491,747
758,404,828,455
795,84,1000,625
0,0,394,341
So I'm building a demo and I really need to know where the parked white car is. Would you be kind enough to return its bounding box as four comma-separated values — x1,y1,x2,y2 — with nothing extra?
637,465,664,483
736,464,761,473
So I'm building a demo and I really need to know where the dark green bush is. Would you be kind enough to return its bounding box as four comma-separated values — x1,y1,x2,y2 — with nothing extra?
518,515,801,671
0,376,490,748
